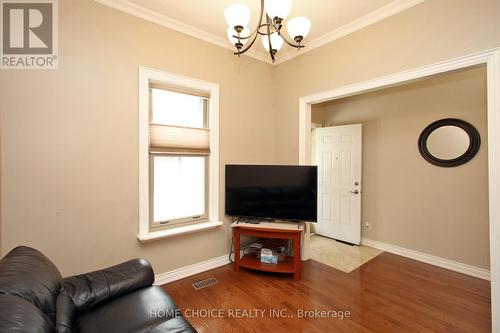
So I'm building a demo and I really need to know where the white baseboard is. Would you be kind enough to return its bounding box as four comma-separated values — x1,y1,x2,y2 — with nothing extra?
153,239,491,284
361,238,491,281
154,254,230,286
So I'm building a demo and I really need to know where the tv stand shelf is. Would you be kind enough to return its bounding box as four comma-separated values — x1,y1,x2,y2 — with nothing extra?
231,221,303,280
239,253,295,273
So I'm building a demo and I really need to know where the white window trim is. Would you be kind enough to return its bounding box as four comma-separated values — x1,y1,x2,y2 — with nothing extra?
138,67,221,242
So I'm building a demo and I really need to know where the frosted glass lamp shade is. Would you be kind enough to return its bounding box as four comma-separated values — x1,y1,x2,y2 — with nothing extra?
224,4,251,28
264,0,293,20
262,33,284,52
227,27,250,46
287,17,311,40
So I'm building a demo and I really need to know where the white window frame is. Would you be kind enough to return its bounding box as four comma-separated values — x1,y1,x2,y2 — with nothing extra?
138,67,221,242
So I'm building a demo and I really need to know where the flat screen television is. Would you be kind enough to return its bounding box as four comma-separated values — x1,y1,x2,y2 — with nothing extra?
225,165,318,222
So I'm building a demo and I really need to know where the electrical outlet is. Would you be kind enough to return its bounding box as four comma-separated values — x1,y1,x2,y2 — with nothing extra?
364,221,371,230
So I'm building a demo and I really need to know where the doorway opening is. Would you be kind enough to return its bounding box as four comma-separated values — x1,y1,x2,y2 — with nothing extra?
299,48,500,330
309,65,490,280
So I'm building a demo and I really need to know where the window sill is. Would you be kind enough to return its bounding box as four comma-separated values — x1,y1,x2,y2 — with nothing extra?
137,221,223,242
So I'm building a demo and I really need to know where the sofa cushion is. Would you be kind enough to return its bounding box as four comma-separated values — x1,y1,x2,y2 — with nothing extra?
62,258,154,312
0,294,54,333
56,258,155,332
75,286,196,333
0,246,61,321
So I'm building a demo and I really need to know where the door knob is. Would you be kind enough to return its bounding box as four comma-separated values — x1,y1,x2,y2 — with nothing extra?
350,190,359,194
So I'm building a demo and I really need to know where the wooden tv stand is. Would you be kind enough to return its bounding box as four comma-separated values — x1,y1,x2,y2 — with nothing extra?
231,221,303,280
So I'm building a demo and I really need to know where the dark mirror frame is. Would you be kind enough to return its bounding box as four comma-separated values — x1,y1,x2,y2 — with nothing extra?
418,118,481,168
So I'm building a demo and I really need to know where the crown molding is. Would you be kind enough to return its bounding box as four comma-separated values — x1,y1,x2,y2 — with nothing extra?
95,0,424,66
275,0,425,65
94,0,271,64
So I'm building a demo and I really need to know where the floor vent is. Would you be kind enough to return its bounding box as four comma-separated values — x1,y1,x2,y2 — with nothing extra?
192,277,218,290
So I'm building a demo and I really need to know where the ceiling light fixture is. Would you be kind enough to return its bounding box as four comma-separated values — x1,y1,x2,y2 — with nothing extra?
224,0,311,63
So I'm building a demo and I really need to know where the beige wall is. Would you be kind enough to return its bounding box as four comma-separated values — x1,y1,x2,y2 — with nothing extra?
0,0,276,276
312,67,489,269
271,0,500,270
273,0,500,164
1,0,498,275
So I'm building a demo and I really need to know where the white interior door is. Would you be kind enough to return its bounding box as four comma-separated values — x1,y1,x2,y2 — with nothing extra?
314,124,362,245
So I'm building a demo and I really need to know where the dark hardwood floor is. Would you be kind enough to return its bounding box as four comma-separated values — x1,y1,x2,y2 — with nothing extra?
163,253,491,333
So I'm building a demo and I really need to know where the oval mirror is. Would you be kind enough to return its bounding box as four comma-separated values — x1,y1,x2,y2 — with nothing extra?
418,119,480,167
426,125,470,160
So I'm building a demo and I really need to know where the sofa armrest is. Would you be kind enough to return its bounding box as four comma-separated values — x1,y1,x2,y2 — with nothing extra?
56,258,154,332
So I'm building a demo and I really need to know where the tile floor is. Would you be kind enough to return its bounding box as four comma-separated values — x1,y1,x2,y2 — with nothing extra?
310,234,383,272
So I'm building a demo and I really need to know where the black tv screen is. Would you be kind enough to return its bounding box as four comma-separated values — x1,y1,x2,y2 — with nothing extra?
225,165,318,222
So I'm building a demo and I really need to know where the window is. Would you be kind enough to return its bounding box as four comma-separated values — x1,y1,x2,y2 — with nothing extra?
149,85,209,227
139,68,220,241
152,156,206,223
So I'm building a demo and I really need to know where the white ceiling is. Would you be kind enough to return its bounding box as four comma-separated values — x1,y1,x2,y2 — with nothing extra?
97,0,424,64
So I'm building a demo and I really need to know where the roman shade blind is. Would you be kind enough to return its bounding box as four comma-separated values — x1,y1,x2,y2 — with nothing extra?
149,81,210,155
149,82,210,99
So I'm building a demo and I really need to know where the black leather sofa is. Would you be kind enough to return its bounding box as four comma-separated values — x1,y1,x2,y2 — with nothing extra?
0,246,196,333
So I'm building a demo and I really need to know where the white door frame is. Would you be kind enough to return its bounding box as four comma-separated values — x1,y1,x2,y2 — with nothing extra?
298,47,500,333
